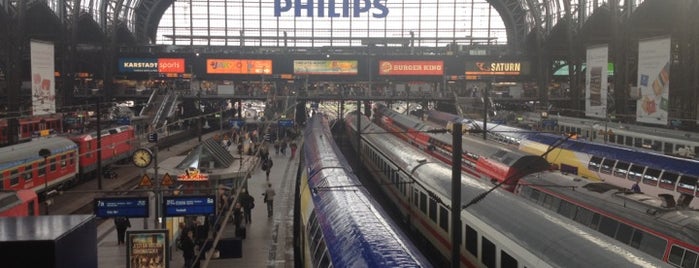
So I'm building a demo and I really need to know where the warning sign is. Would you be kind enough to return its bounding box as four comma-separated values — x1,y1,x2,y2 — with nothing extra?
139,174,152,187
161,173,174,186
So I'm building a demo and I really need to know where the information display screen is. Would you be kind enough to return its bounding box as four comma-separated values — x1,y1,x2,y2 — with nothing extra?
163,195,216,216
94,197,149,218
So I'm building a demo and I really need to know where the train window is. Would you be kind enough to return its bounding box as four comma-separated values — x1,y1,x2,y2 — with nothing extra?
588,156,603,171
573,207,594,226
61,155,67,168
556,200,576,220
634,137,643,148
589,213,601,230
624,136,632,146
319,253,331,268
501,250,518,268
670,246,685,267
653,141,662,152
313,240,327,264
665,142,675,154
684,251,698,268
50,158,57,171
637,232,667,259
615,223,633,244
419,192,427,214
481,237,496,268
439,206,448,231
598,216,619,238
608,133,616,143
613,161,630,178
660,172,679,186
465,225,478,256
616,134,624,145
542,194,560,210
69,153,74,165
10,170,19,186
678,176,698,192
428,198,437,222
600,159,616,174
23,165,32,181
529,188,541,202
628,165,645,182
413,190,419,207
39,163,46,176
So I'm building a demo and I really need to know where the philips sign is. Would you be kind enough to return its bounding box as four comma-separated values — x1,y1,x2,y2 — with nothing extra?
274,0,388,18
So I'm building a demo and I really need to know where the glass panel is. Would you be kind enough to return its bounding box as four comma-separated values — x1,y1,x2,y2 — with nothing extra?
588,156,603,171
629,165,645,182
600,159,615,174
482,237,495,268
614,161,630,178
466,225,478,256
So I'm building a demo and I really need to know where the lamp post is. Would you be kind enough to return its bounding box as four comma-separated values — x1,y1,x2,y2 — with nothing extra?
38,148,51,215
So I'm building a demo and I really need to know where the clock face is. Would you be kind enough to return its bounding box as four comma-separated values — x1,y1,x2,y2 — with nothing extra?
132,148,153,168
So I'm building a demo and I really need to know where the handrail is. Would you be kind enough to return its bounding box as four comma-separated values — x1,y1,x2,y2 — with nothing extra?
140,88,160,117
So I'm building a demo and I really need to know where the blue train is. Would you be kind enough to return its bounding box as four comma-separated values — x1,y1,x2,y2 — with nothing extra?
295,114,430,267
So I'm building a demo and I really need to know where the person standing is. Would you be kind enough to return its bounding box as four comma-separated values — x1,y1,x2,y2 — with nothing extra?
631,181,641,193
262,158,273,180
264,183,276,217
239,188,255,224
181,230,196,268
280,139,288,156
114,216,131,245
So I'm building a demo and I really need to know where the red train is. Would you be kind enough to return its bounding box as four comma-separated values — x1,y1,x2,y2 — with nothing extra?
0,125,135,194
0,190,40,217
372,102,549,191
0,114,63,147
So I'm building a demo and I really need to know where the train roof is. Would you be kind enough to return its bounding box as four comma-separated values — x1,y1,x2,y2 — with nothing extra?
525,133,699,177
522,172,699,247
303,114,429,267
550,114,699,144
69,125,134,141
346,113,668,267
0,137,78,171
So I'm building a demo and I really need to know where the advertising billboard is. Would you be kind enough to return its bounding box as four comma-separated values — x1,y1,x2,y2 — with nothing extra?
636,37,670,125
465,61,529,76
157,58,185,73
293,60,358,75
126,230,169,268
206,59,273,74
118,58,186,73
585,45,608,119
378,60,444,75
30,40,56,115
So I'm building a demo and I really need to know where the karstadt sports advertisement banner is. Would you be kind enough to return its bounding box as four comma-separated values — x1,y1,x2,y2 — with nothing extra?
585,45,608,119
379,60,444,75
636,37,670,125
30,40,56,115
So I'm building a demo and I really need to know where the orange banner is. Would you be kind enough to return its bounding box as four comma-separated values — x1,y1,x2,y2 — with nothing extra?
379,60,444,75
207,59,273,74
158,58,185,73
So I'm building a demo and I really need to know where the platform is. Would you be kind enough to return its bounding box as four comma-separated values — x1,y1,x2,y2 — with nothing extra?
97,136,298,268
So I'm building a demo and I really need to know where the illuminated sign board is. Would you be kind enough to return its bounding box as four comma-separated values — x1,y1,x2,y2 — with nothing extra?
118,58,186,73
94,197,149,218
274,0,388,18
293,60,358,75
465,61,529,76
163,195,216,216
379,60,444,75
207,59,273,74
126,230,168,268
158,58,185,73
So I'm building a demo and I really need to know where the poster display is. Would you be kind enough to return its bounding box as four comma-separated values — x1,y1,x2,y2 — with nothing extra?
378,60,443,75
206,59,272,74
126,230,169,268
30,40,56,115
293,60,358,75
585,45,608,119
636,37,671,125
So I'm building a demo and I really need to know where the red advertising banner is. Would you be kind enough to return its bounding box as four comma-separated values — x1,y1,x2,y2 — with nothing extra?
379,60,444,75
207,59,273,74
157,58,185,73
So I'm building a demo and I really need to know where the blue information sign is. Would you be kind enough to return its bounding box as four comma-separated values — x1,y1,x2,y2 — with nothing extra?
148,132,158,143
278,119,294,127
94,197,149,218
163,195,216,216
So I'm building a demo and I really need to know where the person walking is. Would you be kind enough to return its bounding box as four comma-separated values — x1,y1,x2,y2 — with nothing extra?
289,141,298,159
273,139,280,155
262,157,273,180
114,216,131,245
264,183,276,218
280,139,288,156
232,202,246,239
239,188,255,224
181,230,196,268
